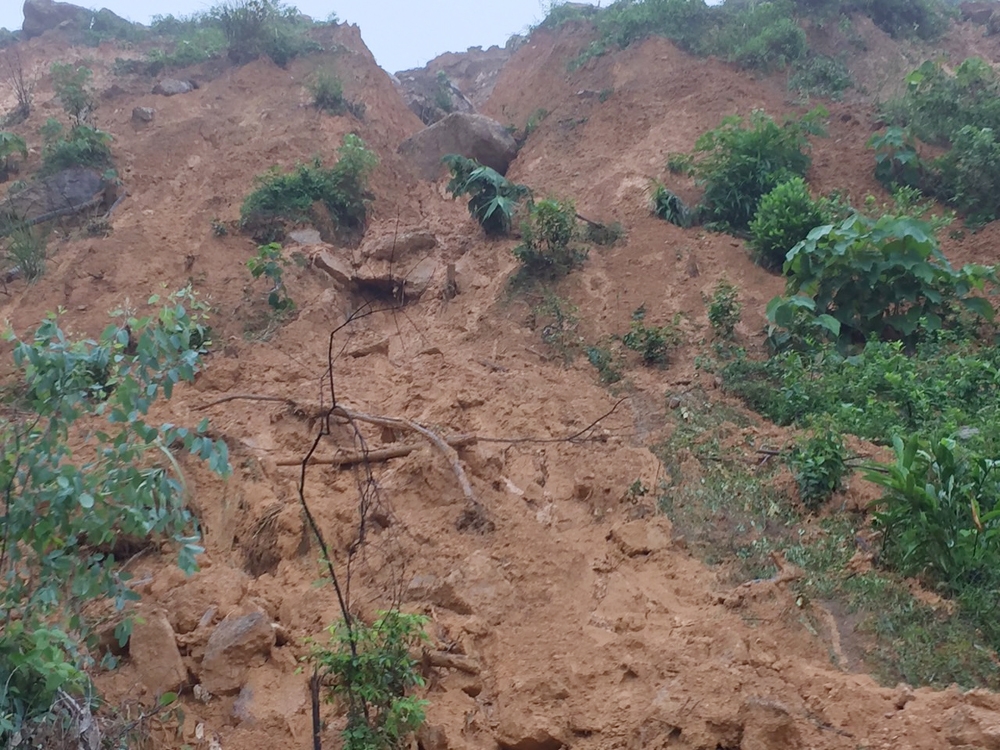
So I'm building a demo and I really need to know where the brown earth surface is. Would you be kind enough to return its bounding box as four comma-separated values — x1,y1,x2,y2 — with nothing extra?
6,13,1000,750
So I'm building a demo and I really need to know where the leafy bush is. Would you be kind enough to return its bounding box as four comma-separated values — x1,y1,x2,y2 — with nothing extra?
749,177,828,271
707,279,742,339
622,305,679,366
240,134,377,242
651,182,694,227
936,125,1000,226
789,54,853,99
858,0,948,40
40,122,113,174
2,223,47,282
248,242,294,310
718,0,807,71
865,435,1000,589
770,212,995,346
512,198,586,283
211,0,318,67
311,611,428,750
587,344,624,384
0,131,27,179
688,108,824,232
790,428,848,510
49,63,95,125
0,289,229,736
444,154,530,236
308,68,346,114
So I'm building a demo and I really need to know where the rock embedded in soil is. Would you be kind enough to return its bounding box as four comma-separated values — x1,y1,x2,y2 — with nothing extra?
129,608,187,698
153,79,196,96
22,0,92,38
198,611,276,694
131,106,155,125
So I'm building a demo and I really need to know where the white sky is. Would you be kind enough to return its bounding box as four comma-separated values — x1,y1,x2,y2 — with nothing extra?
0,1,603,73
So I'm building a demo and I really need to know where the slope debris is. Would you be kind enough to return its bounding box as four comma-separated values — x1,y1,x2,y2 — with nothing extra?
6,2,1000,750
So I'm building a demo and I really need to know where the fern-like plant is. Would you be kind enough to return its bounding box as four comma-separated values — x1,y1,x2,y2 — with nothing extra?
443,154,530,236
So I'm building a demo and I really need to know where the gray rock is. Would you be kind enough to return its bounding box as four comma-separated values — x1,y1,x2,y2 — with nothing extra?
21,0,92,38
360,230,437,262
961,1,996,24
131,106,155,124
398,112,519,181
0,167,106,226
198,612,275,695
129,609,187,698
153,78,195,96
313,248,352,285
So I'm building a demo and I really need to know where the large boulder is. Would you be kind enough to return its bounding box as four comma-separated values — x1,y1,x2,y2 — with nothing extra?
398,112,518,181
21,0,93,38
0,167,107,226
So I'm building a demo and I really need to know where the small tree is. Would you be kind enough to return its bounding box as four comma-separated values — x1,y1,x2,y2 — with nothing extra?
1,48,33,124
512,198,586,282
310,611,428,750
443,154,530,236
0,288,229,736
50,63,96,126
0,131,28,180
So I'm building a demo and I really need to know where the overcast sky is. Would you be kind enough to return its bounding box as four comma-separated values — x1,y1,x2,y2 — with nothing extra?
0,1,603,72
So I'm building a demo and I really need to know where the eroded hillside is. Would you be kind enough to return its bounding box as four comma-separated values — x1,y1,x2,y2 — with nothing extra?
7,4,1000,750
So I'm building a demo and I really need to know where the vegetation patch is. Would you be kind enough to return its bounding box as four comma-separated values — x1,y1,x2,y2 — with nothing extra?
748,176,830,272
511,198,587,286
240,134,377,243
789,54,853,100
444,155,530,236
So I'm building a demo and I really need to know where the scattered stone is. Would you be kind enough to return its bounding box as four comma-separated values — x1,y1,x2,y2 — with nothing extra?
497,716,564,750
416,723,449,750
398,112,519,181
129,609,187,698
153,78,196,96
609,518,672,557
22,0,92,38
946,705,1000,749
893,683,915,710
198,612,275,695
131,106,155,124
740,698,800,750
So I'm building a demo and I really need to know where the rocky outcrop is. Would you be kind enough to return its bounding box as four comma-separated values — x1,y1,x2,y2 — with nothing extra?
393,69,475,126
398,112,518,181
22,0,92,38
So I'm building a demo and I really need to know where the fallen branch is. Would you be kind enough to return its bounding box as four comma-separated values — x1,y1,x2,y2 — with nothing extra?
276,434,476,467
422,650,481,675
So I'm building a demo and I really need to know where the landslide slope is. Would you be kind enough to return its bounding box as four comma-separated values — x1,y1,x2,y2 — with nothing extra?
4,11,1000,750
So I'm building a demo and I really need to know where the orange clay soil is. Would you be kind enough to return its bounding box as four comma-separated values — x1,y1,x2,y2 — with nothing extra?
5,15,1000,750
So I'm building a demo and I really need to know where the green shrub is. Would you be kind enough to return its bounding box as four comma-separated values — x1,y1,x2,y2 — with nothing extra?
310,611,428,750
308,68,346,114
749,177,828,272
770,212,995,346
247,242,293,310
49,63,95,125
433,70,454,113
211,0,318,67
651,182,694,227
444,154,530,236
865,435,1000,590
622,305,679,366
707,279,742,340
0,288,229,737
0,131,27,179
789,54,853,99
688,108,824,232
790,428,848,510
512,198,586,283
859,0,948,40
240,134,377,242
40,122,113,174
936,125,1000,226
2,223,47,282
587,344,624,384
718,0,807,71
666,152,692,175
